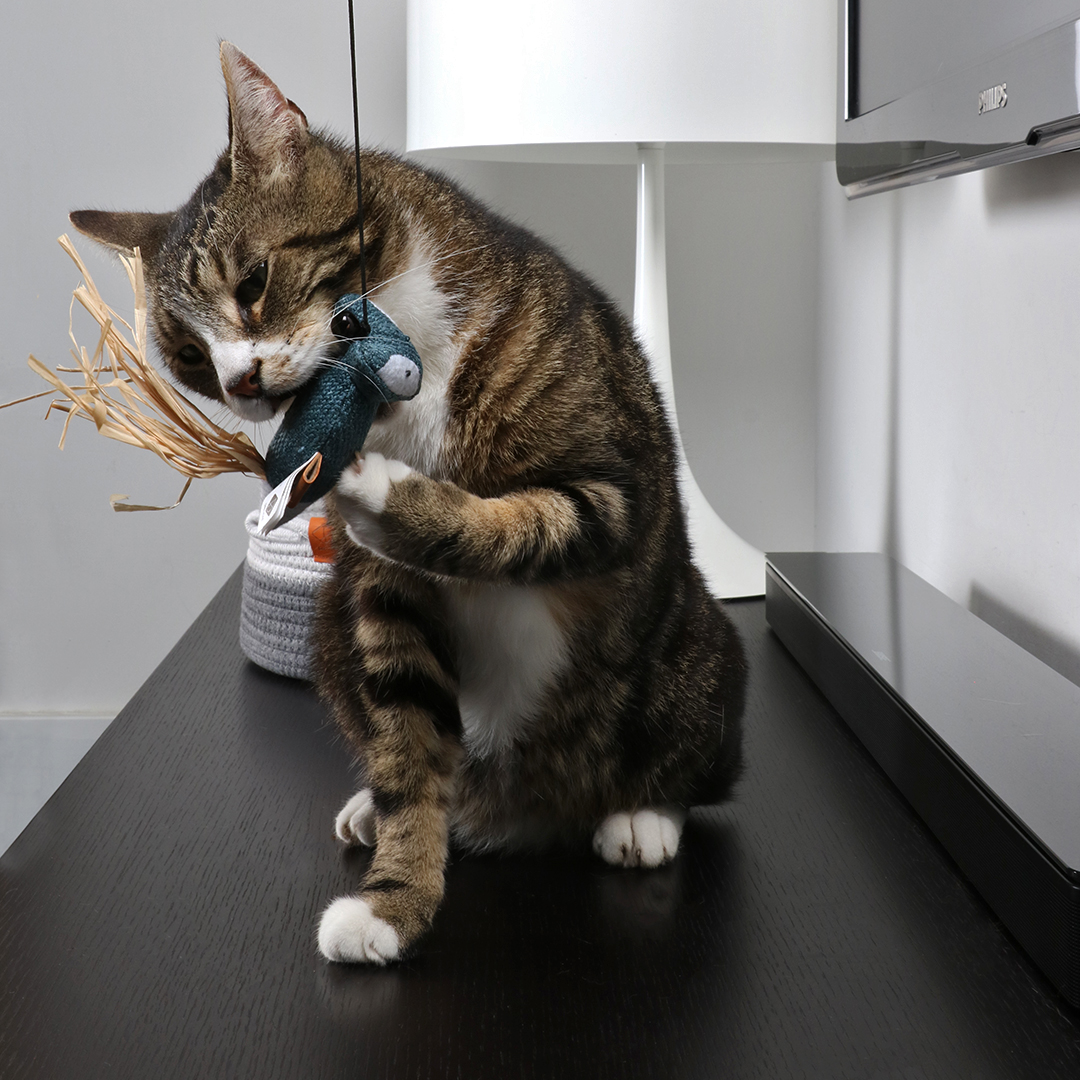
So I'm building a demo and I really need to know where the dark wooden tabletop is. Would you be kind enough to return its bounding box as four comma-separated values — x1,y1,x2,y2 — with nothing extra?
2,569,1079,1079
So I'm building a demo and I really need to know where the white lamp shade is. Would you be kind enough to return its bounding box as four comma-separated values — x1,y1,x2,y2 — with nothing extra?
407,0,836,161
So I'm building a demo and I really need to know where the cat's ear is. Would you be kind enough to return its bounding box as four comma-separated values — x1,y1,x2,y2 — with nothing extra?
68,210,172,260
220,42,309,178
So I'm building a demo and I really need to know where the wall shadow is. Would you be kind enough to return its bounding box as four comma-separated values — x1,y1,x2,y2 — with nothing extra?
983,150,1080,215
969,581,1080,689
883,188,903,558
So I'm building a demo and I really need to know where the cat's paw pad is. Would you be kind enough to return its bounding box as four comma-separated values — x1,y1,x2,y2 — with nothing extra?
337,452,413,515
334,789,376,847
317,896,401,964
593,808,684,869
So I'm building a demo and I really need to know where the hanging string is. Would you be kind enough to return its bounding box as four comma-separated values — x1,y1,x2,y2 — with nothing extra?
347,0,371,335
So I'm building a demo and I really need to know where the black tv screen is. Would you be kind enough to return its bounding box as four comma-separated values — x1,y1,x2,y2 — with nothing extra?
838,0,1080,196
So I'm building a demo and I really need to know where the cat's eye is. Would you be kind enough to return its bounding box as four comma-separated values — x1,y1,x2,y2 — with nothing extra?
236,260,269,308
331,308,366,339
177,344,206,366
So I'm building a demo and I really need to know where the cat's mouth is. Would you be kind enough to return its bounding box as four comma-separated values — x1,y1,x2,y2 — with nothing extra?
225,363,319,422
218,339,336,422
226,387,293,423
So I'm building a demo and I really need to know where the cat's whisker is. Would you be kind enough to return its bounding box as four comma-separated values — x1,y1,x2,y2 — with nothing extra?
225,222,248,258
315,357,393,403
305,244,493,338
299,249,491,346
354,243,494,305
368,242,493,293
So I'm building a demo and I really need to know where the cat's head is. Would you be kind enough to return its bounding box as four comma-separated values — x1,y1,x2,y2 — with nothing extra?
71,43,362,422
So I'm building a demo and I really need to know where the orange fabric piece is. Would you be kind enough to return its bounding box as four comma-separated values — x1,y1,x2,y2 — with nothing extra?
308,517,336,564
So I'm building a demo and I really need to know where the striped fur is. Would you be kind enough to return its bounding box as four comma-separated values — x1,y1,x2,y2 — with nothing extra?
71,44,747,964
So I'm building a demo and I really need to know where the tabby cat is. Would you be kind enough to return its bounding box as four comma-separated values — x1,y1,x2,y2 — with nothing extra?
71,43,747,964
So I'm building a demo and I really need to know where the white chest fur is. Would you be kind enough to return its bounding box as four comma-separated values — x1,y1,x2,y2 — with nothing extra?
442,582,569,756
362,240,456,478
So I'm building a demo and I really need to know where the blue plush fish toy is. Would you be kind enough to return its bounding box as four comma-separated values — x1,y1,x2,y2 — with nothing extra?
256,294,422,535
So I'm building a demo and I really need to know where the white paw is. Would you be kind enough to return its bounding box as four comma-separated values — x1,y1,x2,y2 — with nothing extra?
593,808,685,869
334,789,376,847
335,452,413,554
317,896,401,964
338,452,412,514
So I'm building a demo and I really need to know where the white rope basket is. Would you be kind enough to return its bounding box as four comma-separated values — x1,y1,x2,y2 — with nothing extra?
240,498,335,680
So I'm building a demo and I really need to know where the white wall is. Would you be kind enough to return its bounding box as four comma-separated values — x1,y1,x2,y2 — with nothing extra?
0,0,406,716
817,155,1080,686
2,0,820,715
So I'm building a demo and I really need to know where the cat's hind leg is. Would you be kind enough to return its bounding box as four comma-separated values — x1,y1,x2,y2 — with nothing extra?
593,807,686,869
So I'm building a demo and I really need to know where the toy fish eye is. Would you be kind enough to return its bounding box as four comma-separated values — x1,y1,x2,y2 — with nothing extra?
376,354,420,397
331,308,366,340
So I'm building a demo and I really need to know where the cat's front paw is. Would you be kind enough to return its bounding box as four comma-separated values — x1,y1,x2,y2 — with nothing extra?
334,788,376,846
593,808,685,869
317,896,401,964
335,452,413,554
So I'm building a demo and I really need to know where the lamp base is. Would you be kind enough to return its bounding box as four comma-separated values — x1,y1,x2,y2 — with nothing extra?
634,143,765,599
682,466,765,600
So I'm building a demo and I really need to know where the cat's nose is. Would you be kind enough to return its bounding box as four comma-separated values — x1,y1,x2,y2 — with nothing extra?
227,363,262,398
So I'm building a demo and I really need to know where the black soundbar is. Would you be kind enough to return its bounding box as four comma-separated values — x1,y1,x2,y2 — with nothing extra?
765,552,1080,1007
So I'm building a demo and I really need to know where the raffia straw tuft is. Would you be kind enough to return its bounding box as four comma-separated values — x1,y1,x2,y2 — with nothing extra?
0,235,266,510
